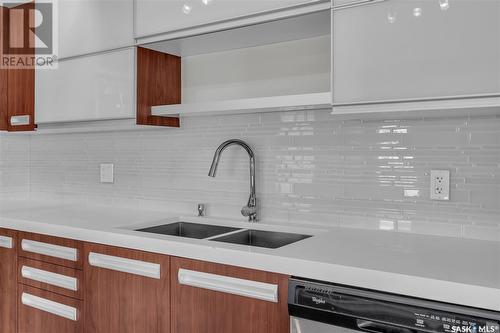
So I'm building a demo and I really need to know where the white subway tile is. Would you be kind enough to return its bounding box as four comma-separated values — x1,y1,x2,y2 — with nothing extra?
0,111,498,240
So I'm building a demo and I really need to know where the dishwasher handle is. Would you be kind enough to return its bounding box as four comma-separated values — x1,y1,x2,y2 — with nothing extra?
357,320,414,333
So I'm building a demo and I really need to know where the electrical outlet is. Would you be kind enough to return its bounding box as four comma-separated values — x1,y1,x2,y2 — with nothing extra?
100,163,114,183
430,170,450,200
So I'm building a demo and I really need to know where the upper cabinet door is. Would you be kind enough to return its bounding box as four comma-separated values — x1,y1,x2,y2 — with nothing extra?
332,0,500,105
58,0,134,59
35,48,135,124
135,0,324,38
0,3,35,132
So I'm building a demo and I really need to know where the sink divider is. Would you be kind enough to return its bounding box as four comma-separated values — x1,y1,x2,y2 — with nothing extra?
204,228,248,241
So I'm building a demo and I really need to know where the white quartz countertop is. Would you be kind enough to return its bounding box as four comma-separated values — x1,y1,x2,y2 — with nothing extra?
1,199,499,311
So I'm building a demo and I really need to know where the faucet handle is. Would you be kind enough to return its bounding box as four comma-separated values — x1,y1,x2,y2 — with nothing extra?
197,203,206,217
241,205,257,220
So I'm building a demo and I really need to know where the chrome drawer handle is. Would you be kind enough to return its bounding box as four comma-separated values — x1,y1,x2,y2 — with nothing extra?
178,268,278,303
10,115,30,126
21,266,78,291
21,239,78,261
88,252,161,279
21,292,77,321
0,235,13,249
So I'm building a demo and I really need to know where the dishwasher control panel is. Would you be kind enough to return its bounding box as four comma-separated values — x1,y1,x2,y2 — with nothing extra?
288,278,500,333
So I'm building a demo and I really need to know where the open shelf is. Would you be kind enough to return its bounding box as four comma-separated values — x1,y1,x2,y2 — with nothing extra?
151,92,331,117
137,9,331,124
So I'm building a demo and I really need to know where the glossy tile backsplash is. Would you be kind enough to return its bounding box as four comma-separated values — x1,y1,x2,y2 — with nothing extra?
2,110,499,240
0,135,30,199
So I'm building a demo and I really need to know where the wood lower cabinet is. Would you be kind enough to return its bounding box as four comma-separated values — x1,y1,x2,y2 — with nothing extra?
15,232,84,333
8,231,290,333
0,228,17,333
83,243,170,333
18,284,83,333
170,257,290,333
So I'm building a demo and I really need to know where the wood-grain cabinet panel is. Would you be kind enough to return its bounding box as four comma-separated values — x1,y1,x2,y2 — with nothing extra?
83,243,170,333
0,228,17,333
18,257,83,300
171,257,289,333
8,230,291,333
17,232,83,269
18,284,83,333
0,3,35,132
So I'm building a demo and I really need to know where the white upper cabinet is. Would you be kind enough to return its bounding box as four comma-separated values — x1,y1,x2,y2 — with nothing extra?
58,0,134,59
35,48,135,124
332,0,500,105
135,0,326,38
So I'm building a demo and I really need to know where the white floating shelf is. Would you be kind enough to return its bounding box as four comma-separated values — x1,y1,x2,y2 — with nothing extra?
332,96,500,115
151,92,332,117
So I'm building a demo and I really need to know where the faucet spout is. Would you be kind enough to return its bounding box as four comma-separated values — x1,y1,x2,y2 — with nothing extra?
208,139,257,222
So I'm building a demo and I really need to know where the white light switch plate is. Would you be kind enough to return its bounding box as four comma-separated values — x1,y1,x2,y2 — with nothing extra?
100,163,114,183
430,170,450,200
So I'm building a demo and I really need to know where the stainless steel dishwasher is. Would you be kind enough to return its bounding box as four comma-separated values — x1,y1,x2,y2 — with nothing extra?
288,278,500,333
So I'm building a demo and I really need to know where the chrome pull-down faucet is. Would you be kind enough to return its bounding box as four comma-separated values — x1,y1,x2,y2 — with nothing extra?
208,139,257,222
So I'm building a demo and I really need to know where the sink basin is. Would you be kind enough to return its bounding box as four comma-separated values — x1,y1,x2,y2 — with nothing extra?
136,222,241,239
211,229,312,249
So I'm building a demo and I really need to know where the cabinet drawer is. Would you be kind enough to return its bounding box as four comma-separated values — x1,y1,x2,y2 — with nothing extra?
18,258,83,300
17,232,83,269
18,284,83,333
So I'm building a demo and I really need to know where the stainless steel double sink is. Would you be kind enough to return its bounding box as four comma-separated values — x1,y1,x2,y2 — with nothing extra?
136,222,311,249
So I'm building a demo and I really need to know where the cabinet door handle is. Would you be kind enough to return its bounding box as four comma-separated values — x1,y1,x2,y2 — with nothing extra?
10,115,30,126
21,239,78,261
21,266,78,291
21,292,77,321
0,235,13,249
333,0,386,11
178,268,278,303
88,252,161,279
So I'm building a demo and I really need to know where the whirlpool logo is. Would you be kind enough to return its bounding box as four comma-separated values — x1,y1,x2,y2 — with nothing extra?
311,296,326,305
